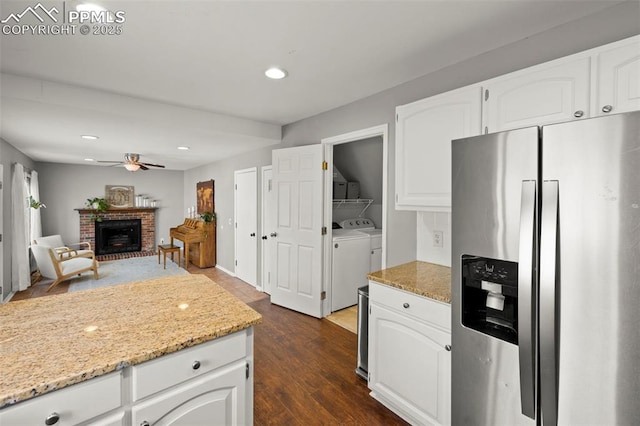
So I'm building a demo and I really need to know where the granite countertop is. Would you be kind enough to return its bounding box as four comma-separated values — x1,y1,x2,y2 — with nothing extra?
368,261,451,303
0,275,262,408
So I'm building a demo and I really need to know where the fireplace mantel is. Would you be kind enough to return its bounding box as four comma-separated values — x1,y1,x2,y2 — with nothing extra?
75,207,158,213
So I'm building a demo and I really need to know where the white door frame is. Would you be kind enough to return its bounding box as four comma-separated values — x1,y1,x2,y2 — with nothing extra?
0,164,4,303
260,165,273,294
321,124,388,317
234,167,258,287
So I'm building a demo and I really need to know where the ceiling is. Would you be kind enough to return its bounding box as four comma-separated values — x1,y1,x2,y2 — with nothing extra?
0,0,624,170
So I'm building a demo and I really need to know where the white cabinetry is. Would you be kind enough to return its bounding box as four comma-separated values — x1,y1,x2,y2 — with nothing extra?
368,281,451,425
482,57,591,133
0,329,253,426
394,35,639,212
0,372,123,426
594,36,640,116
395,86,482,211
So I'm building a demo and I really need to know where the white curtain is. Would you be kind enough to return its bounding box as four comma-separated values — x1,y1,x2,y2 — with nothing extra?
29,170,42,241
11,163,30,291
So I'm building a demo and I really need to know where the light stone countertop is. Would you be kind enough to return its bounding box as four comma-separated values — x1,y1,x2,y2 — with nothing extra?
0,274,262,408
367,261,451,303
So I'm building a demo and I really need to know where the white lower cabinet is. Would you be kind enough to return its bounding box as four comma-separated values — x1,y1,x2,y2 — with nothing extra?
132,360,247,426
368,282,451,425
0,329,253,426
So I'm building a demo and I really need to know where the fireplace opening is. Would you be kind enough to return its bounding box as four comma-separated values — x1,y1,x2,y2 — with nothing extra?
95,219,142,255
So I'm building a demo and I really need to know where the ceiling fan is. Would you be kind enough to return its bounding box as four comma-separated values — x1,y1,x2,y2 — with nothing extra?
98,153,166,171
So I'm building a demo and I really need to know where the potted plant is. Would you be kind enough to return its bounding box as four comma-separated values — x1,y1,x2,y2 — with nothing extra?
28,195,46,209
200,211,216,223
86,197,110,222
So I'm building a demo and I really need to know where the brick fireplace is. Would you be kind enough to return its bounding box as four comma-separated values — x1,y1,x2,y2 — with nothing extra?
77,208,157,254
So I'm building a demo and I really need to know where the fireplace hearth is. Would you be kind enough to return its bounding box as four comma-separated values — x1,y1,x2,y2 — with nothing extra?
95,219,142,255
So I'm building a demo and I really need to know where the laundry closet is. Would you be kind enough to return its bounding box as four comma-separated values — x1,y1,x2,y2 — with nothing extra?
330,136,383,312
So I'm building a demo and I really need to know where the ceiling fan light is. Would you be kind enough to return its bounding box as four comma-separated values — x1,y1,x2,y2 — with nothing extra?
265,67,288,80
124,163,140,172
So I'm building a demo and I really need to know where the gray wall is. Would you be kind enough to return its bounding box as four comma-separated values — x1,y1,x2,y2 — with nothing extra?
1,138,36,301
185,0,640,277
36,163,184,248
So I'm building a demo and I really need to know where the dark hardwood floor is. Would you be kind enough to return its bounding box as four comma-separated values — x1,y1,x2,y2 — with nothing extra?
12,259,407,425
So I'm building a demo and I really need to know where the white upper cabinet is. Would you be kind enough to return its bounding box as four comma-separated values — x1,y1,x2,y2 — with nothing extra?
483,57,591,133
395,85,482,211
594,36,640,116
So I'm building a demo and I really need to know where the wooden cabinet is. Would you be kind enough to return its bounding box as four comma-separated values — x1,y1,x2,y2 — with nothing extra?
368,281,451,425
594,36,640,116
482,57,591,133
0,330,253,426
395,85,482,211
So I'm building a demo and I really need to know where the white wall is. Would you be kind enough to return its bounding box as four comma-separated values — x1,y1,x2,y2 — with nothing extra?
36,163,184,247
186,1,640,274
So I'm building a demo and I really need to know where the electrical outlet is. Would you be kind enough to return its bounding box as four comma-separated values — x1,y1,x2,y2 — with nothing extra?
433,230,444,248
160,238,164,244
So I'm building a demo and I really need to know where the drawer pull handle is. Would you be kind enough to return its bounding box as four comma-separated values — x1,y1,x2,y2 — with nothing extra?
602,104,613,113
445,344,452,351
140,422,150,426
573,110,584,118
192,360,201,370
45,413,60,425
402,302,410,309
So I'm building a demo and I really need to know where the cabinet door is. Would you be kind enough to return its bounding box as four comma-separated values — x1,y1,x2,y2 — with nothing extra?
370,248,382,273
369,302,451,425
395,85,482,211
484,57,590,132
594,36,640,116
132,361,246,426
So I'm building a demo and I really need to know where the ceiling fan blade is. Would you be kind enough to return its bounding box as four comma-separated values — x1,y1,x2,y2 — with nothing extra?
139,162,166,168
139,164,149,171
96,160,123,164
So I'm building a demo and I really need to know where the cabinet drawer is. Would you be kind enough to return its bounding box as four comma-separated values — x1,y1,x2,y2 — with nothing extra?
0,372,121,426
132,331,247,401
369,281,451,331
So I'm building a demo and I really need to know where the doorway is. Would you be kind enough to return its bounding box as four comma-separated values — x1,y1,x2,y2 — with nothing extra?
321,124,388,317
234,167,257,287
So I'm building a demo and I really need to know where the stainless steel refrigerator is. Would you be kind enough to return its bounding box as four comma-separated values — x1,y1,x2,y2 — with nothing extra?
451,111,639,425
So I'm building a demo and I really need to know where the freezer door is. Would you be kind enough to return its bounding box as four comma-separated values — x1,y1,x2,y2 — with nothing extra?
540,111,640,425
451,127,538,425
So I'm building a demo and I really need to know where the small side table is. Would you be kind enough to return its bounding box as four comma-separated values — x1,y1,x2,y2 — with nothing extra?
158,244,181,269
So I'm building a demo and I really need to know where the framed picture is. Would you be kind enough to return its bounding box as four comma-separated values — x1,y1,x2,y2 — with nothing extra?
197,180,215,214
105,185,134,208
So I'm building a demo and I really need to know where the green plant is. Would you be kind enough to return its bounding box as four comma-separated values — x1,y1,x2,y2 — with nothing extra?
86,197,110,222
28,195,46,209
200,211,216,223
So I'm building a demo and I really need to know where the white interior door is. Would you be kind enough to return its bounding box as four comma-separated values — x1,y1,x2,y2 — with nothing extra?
260,166,274,294
271,145,324,318
234,168,257,287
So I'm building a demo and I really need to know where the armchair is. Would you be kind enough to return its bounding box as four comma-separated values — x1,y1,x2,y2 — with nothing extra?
33,235,95,260
31,245,99,292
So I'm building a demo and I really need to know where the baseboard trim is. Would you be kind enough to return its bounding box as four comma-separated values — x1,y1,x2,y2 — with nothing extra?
215,264,235,277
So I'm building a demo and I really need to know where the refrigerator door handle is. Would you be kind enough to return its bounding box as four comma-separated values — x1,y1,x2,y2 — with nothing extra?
540,180,559,426
518,180,536,419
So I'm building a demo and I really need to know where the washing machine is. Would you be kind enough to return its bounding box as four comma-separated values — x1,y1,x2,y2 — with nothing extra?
331,218,377,312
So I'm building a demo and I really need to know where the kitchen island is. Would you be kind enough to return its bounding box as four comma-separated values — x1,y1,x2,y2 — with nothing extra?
0,274,261,425
367,261,451,425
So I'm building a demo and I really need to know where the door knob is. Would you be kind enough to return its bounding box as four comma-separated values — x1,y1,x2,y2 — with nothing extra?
250,233,256,237
270,232,277,237
262,235,267,240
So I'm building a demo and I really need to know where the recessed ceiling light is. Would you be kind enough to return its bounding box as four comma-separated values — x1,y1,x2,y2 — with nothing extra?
177,146,190,150
265,67,288,80
84,158,95,162
81,135,99,140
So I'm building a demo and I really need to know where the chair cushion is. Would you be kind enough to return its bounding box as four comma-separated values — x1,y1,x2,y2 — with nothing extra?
35,235,65,247
59,257,94,275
